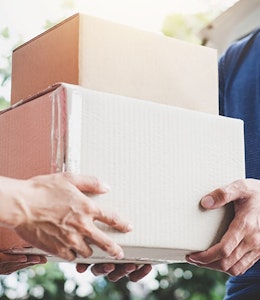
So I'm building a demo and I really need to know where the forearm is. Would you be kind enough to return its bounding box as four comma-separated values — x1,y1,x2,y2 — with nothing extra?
0,176,28,228
0,173,131,261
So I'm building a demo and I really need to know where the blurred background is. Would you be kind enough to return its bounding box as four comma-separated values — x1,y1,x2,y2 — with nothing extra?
0,0,259,299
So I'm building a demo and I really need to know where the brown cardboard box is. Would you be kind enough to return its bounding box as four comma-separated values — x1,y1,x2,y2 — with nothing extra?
0,84,245,264
11,13,218,114
0,87,56,250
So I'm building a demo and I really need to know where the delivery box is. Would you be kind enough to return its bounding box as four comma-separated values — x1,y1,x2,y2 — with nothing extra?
0,84,244,264
11,13,218,114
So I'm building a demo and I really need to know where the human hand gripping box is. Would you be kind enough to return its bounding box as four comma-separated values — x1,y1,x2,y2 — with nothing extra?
0,84,245,264
11,13,218,114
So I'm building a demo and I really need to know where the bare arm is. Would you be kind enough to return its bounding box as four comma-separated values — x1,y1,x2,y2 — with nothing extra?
0,173,132,261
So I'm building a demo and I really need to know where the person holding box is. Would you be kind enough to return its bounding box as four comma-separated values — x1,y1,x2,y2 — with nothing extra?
187,28,260,299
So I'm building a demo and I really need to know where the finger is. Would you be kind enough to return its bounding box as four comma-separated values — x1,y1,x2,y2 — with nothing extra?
64,232,94,259
26,255,47,264
39,256,48,264
76,264,90,273
221,236,260,274
0,253,28,264
107,264,137,282
63,173,110,194
96,209,133,233
228,251,260,276
83,227,125,259
210,240,251,273
201,179,250,209
91,263,116,276
128,264,153,282
187,251,260,276
187,213,247,264
31,234,77,262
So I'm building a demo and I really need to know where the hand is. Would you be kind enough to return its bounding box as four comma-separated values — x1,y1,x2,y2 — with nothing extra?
3,173,132,261
186,179,260,276
0,253,47,275
76,263,152,282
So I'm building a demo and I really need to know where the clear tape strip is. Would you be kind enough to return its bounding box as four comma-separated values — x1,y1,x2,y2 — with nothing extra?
65,87,83,174
50,86,67,173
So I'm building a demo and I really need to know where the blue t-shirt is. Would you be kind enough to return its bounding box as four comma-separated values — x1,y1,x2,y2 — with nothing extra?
219,29,260,299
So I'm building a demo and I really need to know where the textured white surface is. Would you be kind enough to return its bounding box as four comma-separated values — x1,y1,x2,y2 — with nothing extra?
64,85,245,262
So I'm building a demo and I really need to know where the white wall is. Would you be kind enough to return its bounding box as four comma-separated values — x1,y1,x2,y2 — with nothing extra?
199,0,260,56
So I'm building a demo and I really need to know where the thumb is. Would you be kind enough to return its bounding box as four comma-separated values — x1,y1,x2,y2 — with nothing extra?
64,173,111,194
201,180,246,209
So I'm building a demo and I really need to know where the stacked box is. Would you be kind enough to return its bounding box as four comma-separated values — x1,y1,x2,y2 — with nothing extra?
0,83,245,264
11,13,218,114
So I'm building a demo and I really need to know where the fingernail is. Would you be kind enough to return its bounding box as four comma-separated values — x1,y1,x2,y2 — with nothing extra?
187,256,203,264
201,196,215,208
125,265,137,272
99,182,111,193
127,224,134,231
187,256,197,263
104,264,115,273
19,256,28,263
40,257,48,264
29,257,41,263
116,251,124,260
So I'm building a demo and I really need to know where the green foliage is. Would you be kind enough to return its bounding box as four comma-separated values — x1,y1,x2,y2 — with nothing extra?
43,0,76,31
1,27,10,39
162,12,217,44
0,27,24,106
0,28,12,86
0,97,9,109
0,262,229,300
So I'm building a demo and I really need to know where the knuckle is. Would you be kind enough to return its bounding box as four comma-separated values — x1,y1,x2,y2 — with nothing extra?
242,217,257,234
102,241,115,254
67,234,79,249
218,245,232,258
109,212,121,226
228,265,243,276
83,228,95,243
219,259,230,272
67,250,77,261
84,199,98,215
102,242,121,258
82,247,93,258
228,268,239,276
247,235,260,248
59,247,75,261
89,176,100,191
213,179,251,204
234,179,251,198
99,210,121,226
212,187,229,203
62,172,73,180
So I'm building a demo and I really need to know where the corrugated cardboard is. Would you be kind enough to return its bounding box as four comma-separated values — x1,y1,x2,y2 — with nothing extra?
0,84,245,264
0,88,56,250
11,13,218,114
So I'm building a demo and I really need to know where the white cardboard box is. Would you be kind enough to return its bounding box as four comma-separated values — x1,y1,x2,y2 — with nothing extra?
1,84,245,264
11,13,218,114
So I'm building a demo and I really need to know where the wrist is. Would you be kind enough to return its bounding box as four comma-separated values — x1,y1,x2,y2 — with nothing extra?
0,176,29,228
